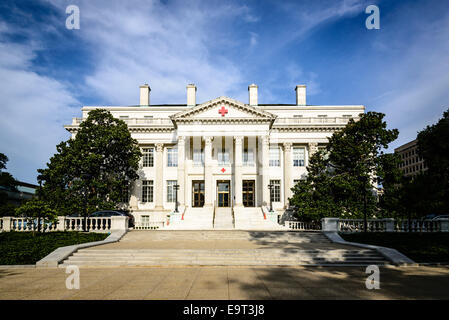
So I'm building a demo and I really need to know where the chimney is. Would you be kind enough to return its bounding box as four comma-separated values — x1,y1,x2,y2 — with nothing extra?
248,84,258,106
140,84,151,106
295,85,306,106
187,84,197,106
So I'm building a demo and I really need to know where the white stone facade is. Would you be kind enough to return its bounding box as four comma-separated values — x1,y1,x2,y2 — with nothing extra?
65,84,364,224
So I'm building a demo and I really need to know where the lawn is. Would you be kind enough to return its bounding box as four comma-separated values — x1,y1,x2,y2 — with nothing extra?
340,232,449,263
0,231,109,265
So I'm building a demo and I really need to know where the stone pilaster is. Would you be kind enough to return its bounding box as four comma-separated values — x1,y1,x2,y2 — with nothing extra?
234,136,243,207
204,136,213,207
308,142,318,162
155,143,164,210
177,136,185,207
261,136,270,206
283,142,292,208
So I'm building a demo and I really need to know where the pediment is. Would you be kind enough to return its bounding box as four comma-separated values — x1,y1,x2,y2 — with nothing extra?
170,96,276,121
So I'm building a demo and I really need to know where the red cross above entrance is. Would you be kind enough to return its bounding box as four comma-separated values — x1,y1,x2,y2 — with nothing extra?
218,106,228,117
221,168,226,173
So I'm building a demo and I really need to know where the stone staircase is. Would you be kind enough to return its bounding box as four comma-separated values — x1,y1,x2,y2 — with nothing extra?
165,207,213,230
234,207,284,230
59,230,390,267
213,207,234,229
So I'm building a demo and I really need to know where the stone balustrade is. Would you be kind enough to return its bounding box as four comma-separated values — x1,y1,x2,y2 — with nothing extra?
284,221,321,231
319,217,449,233
0,216,128,233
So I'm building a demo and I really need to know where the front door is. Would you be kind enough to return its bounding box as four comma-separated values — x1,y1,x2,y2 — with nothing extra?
217,180,230,207
192,180,205,207
242,180,255,207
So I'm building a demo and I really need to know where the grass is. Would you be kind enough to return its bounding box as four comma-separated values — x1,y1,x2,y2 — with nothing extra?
0,231,109,265
340,232,449,263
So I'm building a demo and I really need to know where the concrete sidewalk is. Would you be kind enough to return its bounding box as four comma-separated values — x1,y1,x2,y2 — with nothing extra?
1,265,449,300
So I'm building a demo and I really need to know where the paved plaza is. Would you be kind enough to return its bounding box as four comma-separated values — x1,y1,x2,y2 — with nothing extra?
1,265,449,300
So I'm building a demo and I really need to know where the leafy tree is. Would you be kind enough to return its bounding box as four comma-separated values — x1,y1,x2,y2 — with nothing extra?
37,109,142,225
15,199,57,233
290,112,399,221
0,152,18,216
416,108,449,214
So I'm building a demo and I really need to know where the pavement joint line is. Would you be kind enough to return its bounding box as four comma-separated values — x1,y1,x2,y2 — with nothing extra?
184,267,202,300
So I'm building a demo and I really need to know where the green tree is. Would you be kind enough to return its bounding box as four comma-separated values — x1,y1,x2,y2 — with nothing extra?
0,152,18,216
37,109,142,226
15,199,57,233
416,108,449,214
290,112,399,221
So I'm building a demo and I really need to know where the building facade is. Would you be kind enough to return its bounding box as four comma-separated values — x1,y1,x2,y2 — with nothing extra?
65,84,364,228
394,139,428,177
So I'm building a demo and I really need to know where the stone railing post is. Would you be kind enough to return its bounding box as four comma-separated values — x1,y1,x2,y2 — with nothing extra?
2,217,12,232
384,218,395,232
110,216,128,231
57,216,66,231
321,217,339,232
438,218,449,232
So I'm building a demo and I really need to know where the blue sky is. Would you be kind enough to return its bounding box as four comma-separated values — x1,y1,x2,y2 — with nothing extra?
1,0,448,183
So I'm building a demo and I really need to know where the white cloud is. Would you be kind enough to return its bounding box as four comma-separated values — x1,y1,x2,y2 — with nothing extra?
0,38,79,182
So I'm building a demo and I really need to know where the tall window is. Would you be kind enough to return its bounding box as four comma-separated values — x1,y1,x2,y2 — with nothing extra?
193,148,204,166
167,147,178,167
293,147,305,167
141,180,153,203
243,149,254,166
270,180,281,202
269,147,280,167
142,147,154,167
166,180,177,202
218,149,230,165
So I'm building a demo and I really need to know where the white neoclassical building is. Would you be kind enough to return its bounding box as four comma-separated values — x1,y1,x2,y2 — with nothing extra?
65,84,364,229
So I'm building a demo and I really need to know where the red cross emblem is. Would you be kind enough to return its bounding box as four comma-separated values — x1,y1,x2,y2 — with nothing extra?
221,168,226,173
218,106,228,117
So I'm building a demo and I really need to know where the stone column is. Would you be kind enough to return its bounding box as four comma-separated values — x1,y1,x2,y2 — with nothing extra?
234,136,243,207
177,136,185,207
155,143,164,210
283,142,292,208
204,136,213,207
308,142,318,163
261,136,270,206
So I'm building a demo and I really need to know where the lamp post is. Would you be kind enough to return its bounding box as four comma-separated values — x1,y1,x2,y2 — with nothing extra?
173,184,180,213
358,175,368,232
268,183,274,213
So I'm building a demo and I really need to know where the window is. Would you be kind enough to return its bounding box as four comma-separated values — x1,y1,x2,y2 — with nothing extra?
293,147,305,167
269,147,280,166
293,114,303,118
167,147,178,167
218,149,230,165
141,180,153,203
243,149,254,166
142,148,154,167
193,149,204,166
119,116,129,119
270,180,281,202
166,180,177,202
317,114,328,117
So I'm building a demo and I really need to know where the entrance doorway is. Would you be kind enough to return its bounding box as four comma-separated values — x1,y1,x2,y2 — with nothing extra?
192,180,205,207
242,180,255,207
217,180,230,207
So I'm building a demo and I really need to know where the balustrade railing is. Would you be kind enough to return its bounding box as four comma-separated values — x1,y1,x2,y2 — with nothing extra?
285,221,321,231
394,220,441,232
0,216,127,232
338,219,387,233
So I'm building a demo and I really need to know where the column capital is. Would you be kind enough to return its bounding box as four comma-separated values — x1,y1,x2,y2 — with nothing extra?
234,136,243,144
155,143,164,152
177,136,185,143
204,136,213,145
262,136,270,146
283,142,292,151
